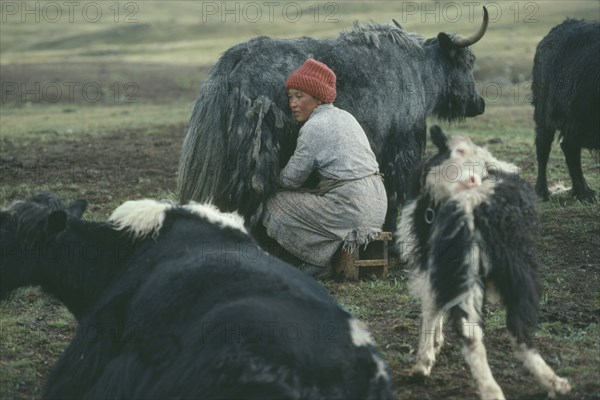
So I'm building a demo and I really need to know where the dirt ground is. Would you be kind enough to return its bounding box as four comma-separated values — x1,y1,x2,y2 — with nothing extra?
1,125,186,211
1,125,598,399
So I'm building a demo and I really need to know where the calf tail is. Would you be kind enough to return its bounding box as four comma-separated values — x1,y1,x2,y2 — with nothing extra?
484,233,540,346
500,258,540,346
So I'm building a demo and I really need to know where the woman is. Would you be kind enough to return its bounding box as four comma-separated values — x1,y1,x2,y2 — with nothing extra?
262,58,387,278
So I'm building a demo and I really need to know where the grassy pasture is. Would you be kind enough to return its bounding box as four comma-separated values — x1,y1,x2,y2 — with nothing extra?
1,1,599,399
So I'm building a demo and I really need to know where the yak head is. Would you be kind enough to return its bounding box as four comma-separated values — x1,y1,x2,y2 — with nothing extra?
0,193,87,300
428,6,488,121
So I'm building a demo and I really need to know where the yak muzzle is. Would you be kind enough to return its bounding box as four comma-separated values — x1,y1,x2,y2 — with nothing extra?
466,96,485,117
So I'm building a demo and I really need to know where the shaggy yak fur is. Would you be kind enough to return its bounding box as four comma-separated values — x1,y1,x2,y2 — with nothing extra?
0,193,396,399
397,126,572,400
177,8,489,233
532,18,599,202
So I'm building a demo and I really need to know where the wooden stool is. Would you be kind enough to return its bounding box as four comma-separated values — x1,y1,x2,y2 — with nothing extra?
335,232,392,280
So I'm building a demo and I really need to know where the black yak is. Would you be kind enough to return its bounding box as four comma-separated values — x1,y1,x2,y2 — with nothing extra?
178,7,489,233
532,18,599,202
0,193,396,399
397,126,572,399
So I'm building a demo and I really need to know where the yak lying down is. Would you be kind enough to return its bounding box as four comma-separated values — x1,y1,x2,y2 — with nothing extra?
0,193,396,399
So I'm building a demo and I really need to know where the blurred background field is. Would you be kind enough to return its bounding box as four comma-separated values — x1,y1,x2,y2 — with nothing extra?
1,1,597,66
1,1,599,399
1,1,598,114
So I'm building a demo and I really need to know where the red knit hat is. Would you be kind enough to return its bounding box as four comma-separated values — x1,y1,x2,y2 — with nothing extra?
285,59,336,103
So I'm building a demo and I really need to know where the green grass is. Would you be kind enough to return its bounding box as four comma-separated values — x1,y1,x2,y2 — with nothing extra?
0,288,76,400
324,277,413,320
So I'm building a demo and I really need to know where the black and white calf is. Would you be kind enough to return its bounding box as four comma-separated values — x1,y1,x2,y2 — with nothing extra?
0,193,396,399
397,126,571,399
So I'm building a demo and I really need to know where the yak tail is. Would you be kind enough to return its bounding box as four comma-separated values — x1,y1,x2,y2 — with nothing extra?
177,62,231,206
177,47,291,226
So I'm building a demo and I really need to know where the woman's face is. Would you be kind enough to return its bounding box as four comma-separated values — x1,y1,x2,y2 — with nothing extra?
288,89,320,123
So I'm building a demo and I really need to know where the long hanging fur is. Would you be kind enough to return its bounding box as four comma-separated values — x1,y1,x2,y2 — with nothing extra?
177,13,488,230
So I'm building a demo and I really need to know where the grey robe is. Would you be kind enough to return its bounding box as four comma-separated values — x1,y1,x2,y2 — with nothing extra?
262,104,387,267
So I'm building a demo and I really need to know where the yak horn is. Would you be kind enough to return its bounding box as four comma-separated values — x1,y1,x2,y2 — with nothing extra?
453,6,489,48
392,19,402,30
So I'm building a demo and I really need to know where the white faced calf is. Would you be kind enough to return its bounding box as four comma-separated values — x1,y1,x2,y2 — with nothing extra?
397,126,571,400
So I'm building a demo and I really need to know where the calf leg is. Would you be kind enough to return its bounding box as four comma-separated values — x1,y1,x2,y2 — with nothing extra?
505,292,572,397
512,342,572,398
501,260,572,398
451,295,505,400
560,133,596,202
535,126,555,201
411,302,443,376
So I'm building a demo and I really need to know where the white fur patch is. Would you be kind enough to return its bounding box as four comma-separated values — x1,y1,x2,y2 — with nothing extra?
549,182,570,195
411,306,443,377
461,331,505,400
348,319,389,380
349,318,374,347
397,200,418,264
109,199,174,239
183,201,247,234
109,199,248,239
425,135,515,204
453,180,495,229
373,354,390,380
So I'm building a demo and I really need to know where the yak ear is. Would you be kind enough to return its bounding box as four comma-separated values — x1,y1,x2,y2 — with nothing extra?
46,210,68,237
67,199,87,219
430,125,449,152
437,32,455,56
